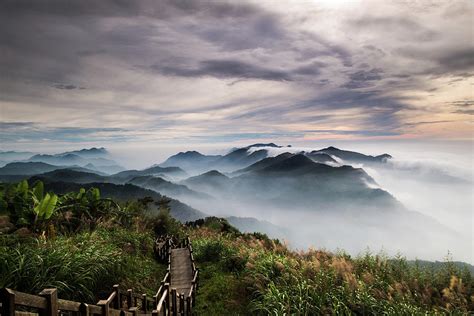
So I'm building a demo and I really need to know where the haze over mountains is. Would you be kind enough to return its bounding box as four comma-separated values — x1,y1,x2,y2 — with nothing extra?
0,143,471,263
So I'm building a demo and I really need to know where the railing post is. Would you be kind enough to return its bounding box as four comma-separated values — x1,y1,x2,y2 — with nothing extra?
127,289,133,308
179,293,184,315
186,296,191,316
97,300,109,316
128,307,138,316
79,303,90,316
142,294,148,313
171,288,177,315
39,288,58,316
0,288,15,316
165,283,170,315
113,285,120,309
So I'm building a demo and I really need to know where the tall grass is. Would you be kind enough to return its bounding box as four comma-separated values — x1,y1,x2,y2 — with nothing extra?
0,227,165,302
187,222,473,315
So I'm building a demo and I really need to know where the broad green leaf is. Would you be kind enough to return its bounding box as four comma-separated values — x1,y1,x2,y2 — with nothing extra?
43,193,58,219
35,193,58,220
76,188,85,200
89,188,100,201
17,180,28,198
32,181,44,200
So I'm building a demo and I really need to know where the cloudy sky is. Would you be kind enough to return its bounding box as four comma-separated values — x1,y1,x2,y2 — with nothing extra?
0,0,473,152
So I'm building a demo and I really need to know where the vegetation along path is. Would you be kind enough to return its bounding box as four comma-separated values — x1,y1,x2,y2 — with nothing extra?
0,235,198,316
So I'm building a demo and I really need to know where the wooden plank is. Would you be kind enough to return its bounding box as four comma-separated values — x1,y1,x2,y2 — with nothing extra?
155,289,168,312
9,290,47,310
87,304,102,315
58,299,81,312
15,312,38,316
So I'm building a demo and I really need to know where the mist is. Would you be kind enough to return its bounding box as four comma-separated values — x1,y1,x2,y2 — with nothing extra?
113,140,472,264
7,139,470,263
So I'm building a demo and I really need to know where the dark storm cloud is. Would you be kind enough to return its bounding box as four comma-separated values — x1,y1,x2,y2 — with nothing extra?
403,120,454,127
0,0,471,146
295,89,411,131
293,62,325,76
227,88,408,134
398,47,474,77
447,100,474,107
453,109,474,115
0,0,263,19
362,45,386,58
0,122,34,129
342,68,384,89
195,10,285,51
295,32,353,67
153,59,292,81
448,99,474,115
53,84,79,90
0,123,129,143
436,48,474,72
304,129,399,137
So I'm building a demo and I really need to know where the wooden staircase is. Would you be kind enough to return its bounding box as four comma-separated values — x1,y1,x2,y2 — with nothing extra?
0,236,198,316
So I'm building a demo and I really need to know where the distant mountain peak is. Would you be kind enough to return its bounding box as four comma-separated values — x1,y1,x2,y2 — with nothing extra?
315,146,392,163
320,146,340,151
176,151,205,157
245,143,281,149
201,170,228,178
260,154,316,173
63,147,108,155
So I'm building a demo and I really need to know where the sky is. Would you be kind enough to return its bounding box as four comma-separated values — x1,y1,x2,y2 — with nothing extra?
0,0,473,152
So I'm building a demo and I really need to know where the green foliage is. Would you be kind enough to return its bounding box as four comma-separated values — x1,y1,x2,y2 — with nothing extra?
194,264,247,315
186,217,240,235
189,227,473,315
194,239,227,262
0,180,60,228
0,227,165,302
1,182,472,314
150,197,181,236
34,193,58,220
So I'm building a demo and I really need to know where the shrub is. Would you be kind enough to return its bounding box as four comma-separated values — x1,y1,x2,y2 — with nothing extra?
194,239,227,262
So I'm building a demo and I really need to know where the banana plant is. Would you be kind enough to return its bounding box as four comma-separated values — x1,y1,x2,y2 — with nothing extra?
30,180,59,221
34,193,58,220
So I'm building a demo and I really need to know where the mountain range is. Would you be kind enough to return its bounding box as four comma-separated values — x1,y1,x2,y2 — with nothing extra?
0,147,125,175
0,143,463,261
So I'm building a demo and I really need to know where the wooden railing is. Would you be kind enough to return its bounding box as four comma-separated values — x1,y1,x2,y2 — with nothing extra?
0,284,154,316
0,236,198,316
152,237,198,316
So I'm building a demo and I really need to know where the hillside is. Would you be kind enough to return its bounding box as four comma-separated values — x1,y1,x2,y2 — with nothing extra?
41,181,206,222
0,183,472,315
111,166,188,182
0,162,62,175
314,146,392,164
128,175,211,201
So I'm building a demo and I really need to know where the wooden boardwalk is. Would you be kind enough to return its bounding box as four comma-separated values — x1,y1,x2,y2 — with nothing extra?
170,248,194,297
0,236,198,316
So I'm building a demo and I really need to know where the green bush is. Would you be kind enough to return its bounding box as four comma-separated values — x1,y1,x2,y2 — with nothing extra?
194,239,227,262
0,227,166,302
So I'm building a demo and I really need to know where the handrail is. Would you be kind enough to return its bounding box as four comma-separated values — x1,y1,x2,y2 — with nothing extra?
151,235,198,316
1,235,198,316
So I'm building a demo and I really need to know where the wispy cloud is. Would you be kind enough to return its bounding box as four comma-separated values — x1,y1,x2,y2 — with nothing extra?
0,0,472,149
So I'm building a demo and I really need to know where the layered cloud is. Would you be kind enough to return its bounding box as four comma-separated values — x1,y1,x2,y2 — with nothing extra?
0,0,472,149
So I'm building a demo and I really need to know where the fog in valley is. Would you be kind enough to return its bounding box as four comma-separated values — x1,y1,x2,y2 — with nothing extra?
2,140,471,264
109,141,473,264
